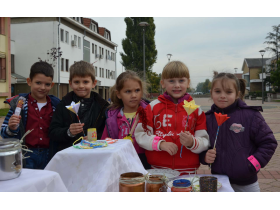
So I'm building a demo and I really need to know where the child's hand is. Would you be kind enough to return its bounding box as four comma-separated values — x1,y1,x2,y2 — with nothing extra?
205,149,216,164
159,142,178,156
83,136,88,140
8,114,21,131
69,123,85,136
179,131,194,148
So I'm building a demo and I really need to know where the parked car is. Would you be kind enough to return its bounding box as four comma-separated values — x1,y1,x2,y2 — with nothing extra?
193,92,203,95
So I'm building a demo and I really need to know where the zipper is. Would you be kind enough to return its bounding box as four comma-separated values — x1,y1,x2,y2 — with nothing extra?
173,104,178,170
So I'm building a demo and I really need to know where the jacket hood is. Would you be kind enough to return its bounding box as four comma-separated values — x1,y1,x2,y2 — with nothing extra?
206,99,263,115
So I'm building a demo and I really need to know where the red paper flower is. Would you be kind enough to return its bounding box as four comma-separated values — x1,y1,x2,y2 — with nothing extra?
214,112,230,126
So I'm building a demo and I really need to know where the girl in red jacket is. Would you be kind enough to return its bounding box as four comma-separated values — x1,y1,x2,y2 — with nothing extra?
135,61,210,174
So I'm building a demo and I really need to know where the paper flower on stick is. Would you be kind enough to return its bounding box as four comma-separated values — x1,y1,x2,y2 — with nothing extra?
66,101,80,115
183,100,200,116
180,100,200,158
214,112,230,126
66,101,85,137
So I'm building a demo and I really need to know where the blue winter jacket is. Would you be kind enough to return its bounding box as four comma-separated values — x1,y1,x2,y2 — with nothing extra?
199,99,277,185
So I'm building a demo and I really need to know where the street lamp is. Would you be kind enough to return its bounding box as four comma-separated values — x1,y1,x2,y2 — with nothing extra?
167,54,172,62
259,50,265,104
139,22,149,81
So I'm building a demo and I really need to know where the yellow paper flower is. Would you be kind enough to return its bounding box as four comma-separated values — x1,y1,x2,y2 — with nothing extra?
123,134,133,143
66,101,80,114
183,100,200,116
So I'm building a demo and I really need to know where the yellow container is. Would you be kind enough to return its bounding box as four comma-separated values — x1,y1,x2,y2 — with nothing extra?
87,128,97,142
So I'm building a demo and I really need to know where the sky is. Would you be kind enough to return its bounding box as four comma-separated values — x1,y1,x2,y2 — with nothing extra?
90,17,280,89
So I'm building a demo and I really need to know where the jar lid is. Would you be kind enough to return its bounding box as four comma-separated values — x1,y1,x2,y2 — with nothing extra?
173,179,191,187
0,138,20,149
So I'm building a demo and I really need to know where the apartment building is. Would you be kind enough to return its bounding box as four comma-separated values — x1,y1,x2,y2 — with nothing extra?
10,17,118,100
0,17,11,109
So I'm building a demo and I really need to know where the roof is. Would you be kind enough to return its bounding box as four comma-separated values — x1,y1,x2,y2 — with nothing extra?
234,73,242,79
244,58,270,68
11,73,26,83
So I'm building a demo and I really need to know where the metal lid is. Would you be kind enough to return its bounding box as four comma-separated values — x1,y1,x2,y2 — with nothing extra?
0,138,20,149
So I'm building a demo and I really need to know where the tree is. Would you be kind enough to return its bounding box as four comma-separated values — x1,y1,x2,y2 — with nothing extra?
148,71,161,93
120,17,157,78
196,82,204,92
270,60,280,92
264,24,280,69
202,79,211,93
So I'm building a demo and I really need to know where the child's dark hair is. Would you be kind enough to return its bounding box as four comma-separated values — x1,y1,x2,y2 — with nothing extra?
69,61,96,82
110,70,147,109
212,71,246,100
29,61,54,80
161,61,190,80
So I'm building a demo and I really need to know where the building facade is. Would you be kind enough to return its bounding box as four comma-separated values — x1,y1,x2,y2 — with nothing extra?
241,58,269,95
10,17,117,100
0,17,11,109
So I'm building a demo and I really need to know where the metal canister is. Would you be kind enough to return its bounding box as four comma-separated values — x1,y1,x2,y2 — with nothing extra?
0,138,22,181
119,172,145,192
146,175,167,192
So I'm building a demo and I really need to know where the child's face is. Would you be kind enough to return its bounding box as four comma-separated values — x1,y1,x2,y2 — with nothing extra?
69,76,97,98
27,73,54,102
117,79,143,112
211,79,238,109
160,77,190,103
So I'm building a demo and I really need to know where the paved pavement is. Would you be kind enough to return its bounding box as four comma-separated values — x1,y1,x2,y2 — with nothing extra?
0,98,279,191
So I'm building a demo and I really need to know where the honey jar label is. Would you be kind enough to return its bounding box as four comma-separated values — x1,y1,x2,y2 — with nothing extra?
88,128,97,142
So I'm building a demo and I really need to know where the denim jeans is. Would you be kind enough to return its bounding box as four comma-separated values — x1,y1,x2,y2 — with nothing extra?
24,148,49,170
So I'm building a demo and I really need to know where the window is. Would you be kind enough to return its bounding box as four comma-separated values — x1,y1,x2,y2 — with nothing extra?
90,23,96,32
65,31,69,44
61,58,64,71
105,50,107,59
99,68,102,77
0,58,6,80
112,53,114,61
95,66,97,76
74,35,77,46
106,69,108,78
92,43,94,53
94,25,96,32
66,59,69,72
77,17,80,22
102,48,104,56
102,68,104,78
95,45,97,54
11,54,15,73
60,29,64,42
0,17,5,35
111,52,113,61
99,47,101,55
78,37,81,48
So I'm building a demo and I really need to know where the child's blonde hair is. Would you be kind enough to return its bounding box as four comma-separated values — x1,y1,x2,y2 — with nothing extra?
110,70,147,109
161,61,190,80
211,71,246,100
69,61,95,82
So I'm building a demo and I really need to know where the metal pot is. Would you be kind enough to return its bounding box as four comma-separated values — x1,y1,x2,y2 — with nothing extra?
0,138,22,181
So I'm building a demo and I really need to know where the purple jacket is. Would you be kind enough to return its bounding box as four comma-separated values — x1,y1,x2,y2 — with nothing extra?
199,99,277,185
101,100,149,153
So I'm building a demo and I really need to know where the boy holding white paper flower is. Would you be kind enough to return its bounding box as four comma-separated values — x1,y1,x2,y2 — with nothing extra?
1,61,60,169
49,61,109,157
135,61,210,174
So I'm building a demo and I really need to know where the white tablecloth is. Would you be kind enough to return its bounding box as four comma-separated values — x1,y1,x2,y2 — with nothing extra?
167,174,234,192
0,169,68,192
45,140,147,192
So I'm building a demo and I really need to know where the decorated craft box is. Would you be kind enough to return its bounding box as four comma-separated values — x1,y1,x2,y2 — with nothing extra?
88,128,97,142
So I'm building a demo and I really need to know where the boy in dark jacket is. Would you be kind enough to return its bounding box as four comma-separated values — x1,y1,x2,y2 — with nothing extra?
0,61,60,169
49,61,109,157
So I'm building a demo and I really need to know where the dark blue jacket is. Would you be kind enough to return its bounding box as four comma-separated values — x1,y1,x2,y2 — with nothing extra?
199,99,277,185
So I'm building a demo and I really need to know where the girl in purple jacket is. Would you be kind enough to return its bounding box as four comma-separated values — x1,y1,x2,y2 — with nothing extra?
200,72,277,192
101,70,151,169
